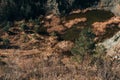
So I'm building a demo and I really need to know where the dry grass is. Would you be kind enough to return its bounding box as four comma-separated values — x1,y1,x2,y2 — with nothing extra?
0,12,120,80
0,48,120,80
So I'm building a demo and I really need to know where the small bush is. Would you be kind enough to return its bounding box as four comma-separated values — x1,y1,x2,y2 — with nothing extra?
33,25,47,34
2,38,10,47
71,27,96,61
90,44,106,65
34,19,40,25
34,25,40,33
94,44,106,58
2,22,11,32
20,23,29,31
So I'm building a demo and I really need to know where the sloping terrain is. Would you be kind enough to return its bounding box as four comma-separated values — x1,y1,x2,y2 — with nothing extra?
0,9,120,80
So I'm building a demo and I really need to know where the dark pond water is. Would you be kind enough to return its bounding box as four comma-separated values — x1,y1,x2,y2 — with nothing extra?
60,10,116,41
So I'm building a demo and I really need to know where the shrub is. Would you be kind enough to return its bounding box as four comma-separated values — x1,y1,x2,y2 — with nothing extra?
34,25,40,33
0,38,3,42
0,0,46,22
33,25,47,34
34,19,40,25
20,23,29,31
90,44,106,65
94,44,106,58
2,21,11,32
2,38,10,46
71,27,96,61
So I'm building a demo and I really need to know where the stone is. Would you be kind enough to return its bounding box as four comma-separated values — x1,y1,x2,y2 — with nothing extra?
100,30,120,58
111,4,120,16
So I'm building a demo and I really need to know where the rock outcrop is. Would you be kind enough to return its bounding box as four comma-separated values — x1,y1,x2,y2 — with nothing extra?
101,30,120,59
92,16,120,59
99,0,120,16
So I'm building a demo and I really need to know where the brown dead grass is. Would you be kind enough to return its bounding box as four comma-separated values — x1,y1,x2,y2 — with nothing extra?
92,16,120,36
44,14,87,33
0,32,120,80
0,48,119,80
0,11,120,80
63,18,87,28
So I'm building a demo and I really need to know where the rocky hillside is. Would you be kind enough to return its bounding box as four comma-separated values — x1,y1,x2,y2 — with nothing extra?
0,0,120,80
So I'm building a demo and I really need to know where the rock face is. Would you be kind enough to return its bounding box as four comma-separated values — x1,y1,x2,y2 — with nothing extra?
93,16,120,59
101,30,120,58
111,4,120,16
99,0,120,16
